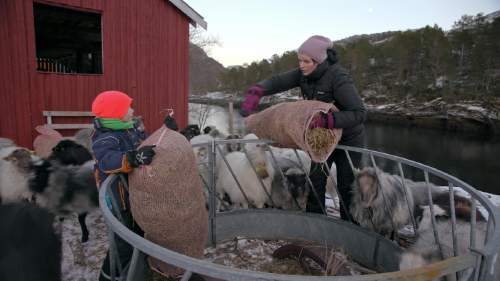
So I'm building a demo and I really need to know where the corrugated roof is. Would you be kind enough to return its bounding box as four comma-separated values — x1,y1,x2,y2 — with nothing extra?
168,0,207,29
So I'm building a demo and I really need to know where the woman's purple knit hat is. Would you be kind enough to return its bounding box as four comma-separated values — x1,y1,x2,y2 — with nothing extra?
298,35,332,63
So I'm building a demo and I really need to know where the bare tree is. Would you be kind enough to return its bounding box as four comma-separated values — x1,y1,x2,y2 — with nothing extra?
197,103,210,129
192,103,220,130
189,26,220,54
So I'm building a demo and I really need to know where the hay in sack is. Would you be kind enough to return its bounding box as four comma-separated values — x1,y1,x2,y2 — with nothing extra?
129,125,208,276
245,100,342,163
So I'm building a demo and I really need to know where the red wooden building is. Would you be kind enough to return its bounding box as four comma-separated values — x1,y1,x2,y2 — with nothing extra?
0,0,206,147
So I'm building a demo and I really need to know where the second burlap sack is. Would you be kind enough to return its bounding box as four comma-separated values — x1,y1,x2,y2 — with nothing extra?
33,125,64,158
129,125,208,276
245,100,342,163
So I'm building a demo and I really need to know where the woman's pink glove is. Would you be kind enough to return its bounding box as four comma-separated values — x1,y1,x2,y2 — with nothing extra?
309,111,335,129
239,85,265,117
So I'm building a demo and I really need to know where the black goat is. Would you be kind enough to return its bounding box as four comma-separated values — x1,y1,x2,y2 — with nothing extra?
49,139,93,165
42,139,96,242
30,158,98,243
0,202,61,281
180,124,201,140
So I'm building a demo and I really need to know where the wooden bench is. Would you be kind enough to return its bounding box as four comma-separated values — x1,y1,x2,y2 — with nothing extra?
43,111,94,130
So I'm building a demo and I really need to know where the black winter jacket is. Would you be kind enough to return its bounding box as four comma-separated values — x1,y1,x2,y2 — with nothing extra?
257,50,366,145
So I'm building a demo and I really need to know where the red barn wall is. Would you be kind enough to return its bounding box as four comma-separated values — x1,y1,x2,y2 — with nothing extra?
0,0,190,147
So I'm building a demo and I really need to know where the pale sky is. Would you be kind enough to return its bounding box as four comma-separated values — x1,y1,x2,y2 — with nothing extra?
185,0,500,67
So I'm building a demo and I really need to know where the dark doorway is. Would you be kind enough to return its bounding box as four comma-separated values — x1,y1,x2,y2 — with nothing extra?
33,3,103,74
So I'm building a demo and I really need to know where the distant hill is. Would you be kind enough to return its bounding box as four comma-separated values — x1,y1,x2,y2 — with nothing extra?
334,31,399,46
334,10,500,45
486,10,500,22
191,10,500,99
189,43,225,95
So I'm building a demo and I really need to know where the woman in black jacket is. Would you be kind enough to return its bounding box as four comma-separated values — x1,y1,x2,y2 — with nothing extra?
240,35,366,221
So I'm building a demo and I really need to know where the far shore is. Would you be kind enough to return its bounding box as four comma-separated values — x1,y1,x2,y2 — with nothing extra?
189,96,500,137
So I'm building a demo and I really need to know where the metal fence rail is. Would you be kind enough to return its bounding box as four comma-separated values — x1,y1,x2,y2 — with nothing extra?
99,140,500,281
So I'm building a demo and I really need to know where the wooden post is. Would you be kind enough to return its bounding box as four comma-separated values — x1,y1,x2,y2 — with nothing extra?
228,95,234,135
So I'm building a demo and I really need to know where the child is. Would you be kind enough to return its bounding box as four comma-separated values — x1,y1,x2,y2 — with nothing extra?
91,90,156,281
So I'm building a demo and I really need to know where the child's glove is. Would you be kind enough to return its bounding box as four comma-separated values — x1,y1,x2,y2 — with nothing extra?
127,145,156,167
164,115,179,131
308,111,335,129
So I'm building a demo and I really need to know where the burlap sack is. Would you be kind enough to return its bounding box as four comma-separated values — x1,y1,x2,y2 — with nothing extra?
128,125,208,276
245,100,342,163
33,125,64,158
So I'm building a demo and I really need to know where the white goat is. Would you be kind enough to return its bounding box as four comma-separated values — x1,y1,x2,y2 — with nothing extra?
190,134,217,194
400,202,499,280
216,134,315,210
191,130,244,185
0,146,39,203
215,134,273,209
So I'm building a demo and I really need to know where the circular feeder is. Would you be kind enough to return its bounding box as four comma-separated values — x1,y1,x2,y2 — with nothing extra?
99,143,500,281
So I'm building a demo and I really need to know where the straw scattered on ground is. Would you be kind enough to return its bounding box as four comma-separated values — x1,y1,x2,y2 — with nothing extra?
203,237,364,277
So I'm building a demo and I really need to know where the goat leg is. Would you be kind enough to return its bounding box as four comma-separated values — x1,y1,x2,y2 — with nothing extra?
78,213,89,243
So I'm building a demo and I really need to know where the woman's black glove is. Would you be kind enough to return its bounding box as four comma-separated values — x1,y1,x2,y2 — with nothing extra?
127,145,156,167
164,115,178,131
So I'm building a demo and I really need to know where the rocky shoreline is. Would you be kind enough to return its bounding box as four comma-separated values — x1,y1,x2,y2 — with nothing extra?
189,96,500,136
365,98,500,136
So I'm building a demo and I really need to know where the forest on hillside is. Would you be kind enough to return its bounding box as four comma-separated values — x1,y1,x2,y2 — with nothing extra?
216,14,500,102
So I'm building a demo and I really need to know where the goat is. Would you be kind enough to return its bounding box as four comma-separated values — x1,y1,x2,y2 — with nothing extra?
216,134,273,209
350,167,450,237
0,202,61,281
180,124,201,140
0,146,38,203
399,196,499,280
204,126,225,139
216,151,274,209
269,156,310,210
0,142,97,243
217,134,316,210
191,134,218,185
223,134,241,153
190,130,237,185
203,126,213,135
30,159,98,215
30,157,98,243
267,145,311,171
262,145,311,210
49,139,93,165
190,132,233,207
46,139,95,242
350,167,418,237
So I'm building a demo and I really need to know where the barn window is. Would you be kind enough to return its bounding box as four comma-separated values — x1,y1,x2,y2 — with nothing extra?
33,3,103,74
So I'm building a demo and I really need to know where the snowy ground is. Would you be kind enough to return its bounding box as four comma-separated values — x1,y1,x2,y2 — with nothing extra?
60,191,500,281
60,210,108,281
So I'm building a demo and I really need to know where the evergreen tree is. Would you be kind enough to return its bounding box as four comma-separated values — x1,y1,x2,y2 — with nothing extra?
218,13,499,99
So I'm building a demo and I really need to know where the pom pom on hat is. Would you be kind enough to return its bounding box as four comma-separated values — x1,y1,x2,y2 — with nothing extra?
92,90,132,119
298,35,332,63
